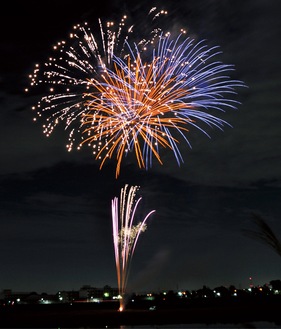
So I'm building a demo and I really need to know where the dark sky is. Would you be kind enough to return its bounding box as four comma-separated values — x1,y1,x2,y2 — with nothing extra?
0,0,280,295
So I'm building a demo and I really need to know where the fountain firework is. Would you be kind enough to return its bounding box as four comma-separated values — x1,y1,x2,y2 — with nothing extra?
111,184,155,311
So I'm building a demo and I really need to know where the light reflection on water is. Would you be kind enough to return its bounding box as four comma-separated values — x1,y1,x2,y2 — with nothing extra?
117,322,281,329
56,322,280,329
117,323,279,328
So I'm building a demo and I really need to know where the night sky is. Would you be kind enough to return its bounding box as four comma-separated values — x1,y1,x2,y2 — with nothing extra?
0,0,280,295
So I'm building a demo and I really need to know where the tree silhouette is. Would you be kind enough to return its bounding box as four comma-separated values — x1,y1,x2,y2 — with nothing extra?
242,213,281,257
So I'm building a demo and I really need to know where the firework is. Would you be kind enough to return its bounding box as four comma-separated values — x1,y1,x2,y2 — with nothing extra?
27,8,245,178
243,213,281,257
112,184,155,311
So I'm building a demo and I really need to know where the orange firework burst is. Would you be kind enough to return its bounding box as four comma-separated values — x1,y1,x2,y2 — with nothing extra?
82,53,192,178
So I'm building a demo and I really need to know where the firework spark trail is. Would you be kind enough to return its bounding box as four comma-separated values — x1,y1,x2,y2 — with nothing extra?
28,18,131,149
112,184,155,311
28,8,245,178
